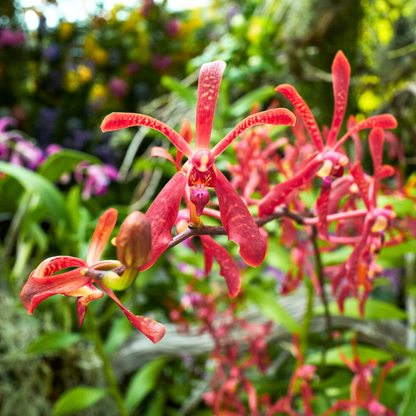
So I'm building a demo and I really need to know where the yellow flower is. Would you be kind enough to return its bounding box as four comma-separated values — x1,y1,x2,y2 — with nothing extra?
77,65,92,83
64,70,79,92
59,22,74,40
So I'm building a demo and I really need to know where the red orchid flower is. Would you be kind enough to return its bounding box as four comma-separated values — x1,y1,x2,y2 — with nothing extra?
101,60,296,270
259,51,398,222
20,209,166,344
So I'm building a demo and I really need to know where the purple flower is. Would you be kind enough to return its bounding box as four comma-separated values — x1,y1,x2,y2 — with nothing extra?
109,77,128,98
151,54,172,71
126,62,140,75
0,28,25,48
46,144,62,155
166,19,180,37
43,43,59,61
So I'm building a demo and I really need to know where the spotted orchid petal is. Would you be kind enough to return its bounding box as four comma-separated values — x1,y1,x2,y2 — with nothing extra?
212,109,296,157
141,172,187,271
86,208,118,265
151,146,177,169
65,282,104,326
96,281,166,343
200,235,242,298
20,265,89,314
350,161,371,210
368,127,384,206
333,114,397,151
101,112,193,158
258,158,322,217
316,177,332,239
326,51,351,147
347,115,362,163
195,61,226,150
275,84,324,151
214,169,266,267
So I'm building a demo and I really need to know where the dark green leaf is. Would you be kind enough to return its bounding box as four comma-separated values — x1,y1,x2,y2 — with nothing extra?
53,387,106,416
27,332,82,354
161,76,197,106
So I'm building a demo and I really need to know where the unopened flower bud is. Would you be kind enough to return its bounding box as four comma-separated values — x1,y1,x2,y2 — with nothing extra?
116,211,152,268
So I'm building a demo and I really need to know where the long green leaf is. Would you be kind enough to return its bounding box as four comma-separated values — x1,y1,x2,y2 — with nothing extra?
38,149,101,182
161,76,197,106
228,86,276,117
53,387,106,416
27,332,82,354
125,358,167,414
399,358,416,416
0,162,70,227
245,286,300,333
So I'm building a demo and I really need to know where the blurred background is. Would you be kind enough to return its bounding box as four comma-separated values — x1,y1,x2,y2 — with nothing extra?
1,0,416,415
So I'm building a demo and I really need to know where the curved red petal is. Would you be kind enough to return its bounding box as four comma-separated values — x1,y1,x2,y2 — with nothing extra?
350,161,371,210
151,146,177,169
347,115,362,163
195,61,226,150
87,208,118,265
200,235,242,298
369,127,385,205
333,114,397,151
326,51,351,147
275,84,324,151
32,256,87,277
258,158,321,217
214,169,266,267
96,281,166,343
316,177,332,239
66,283,104,326
212,109,296,157
101,112,193,158
141,172,187,271
20,269,90,314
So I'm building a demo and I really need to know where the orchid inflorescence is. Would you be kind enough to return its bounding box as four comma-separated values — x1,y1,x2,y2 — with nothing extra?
21,50,404,415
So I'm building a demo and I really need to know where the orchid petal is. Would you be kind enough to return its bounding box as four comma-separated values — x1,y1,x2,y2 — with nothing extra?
326,51,351,147
195,61,226,150
369,127,384,178
96,281,166,343
347,115,362,163
20,269,90,314
101,112,193,158
141,172,187,271
177,118,194,167
212,109,296,157
214,169,266,267
350,162,371,210
200,235,242,298
379,165,395,179
151,146,177,168
65,283,104,326
86,208,118,265
32,256,87,277
258,158,321,217
333,114,397,151
275,84,324,151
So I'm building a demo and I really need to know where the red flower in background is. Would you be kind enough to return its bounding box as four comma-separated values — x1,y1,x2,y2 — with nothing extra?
20,209,166,343
101,60,296,271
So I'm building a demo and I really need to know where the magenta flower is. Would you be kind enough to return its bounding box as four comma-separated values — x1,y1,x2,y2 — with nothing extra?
109,77,128,98
101,61,296,270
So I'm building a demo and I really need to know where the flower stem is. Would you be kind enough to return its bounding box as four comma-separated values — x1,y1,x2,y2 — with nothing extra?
86,311,128,416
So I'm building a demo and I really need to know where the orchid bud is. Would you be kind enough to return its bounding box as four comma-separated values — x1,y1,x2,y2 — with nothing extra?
116,211,152,268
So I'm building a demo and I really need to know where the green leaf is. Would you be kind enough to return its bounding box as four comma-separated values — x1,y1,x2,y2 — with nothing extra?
377,195,415,217
125,358,167,415
306,344,393,367
314,298,407,320
228,86,276,117
400,359,416,415
0,162,70,227
321,246,353,266
38,149,101,182
265,240,291,273
245,286,300,333
161,76,197,106
27,332,82,354
144,391,165,416
53,387,106,416
104,317,132,356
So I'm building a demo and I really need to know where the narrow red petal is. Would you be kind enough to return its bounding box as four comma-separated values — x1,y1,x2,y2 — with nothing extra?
347,115,362,163
20,269,90,314
369,127,384,177
96,281,166,343
316,177,332,239
378,165,395,179
214,169,266,267
258,158,321,217
195,61,226,150
200,235,242,298
87,208,118,265
72,283,104,326
350,162,371,210
32,256,87,277
101,112,193,158
333,114,397,151
176,118,194,167
151,146,177,168
212,109,296,157
326,51,351,147
141,172,187,271
275,84,324,151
